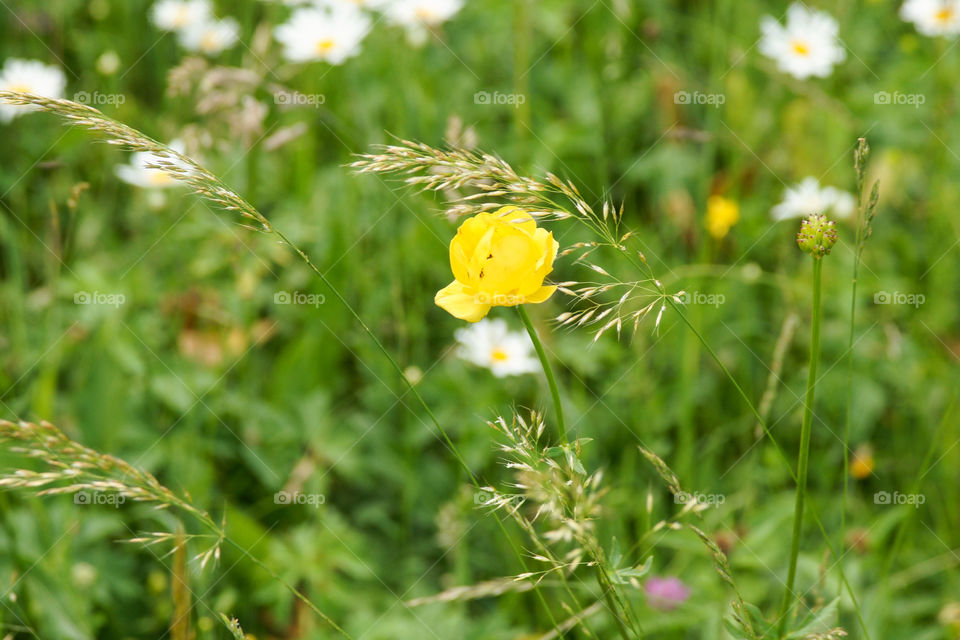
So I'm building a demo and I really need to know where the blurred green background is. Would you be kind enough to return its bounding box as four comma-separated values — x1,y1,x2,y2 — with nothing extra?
1,0,958,638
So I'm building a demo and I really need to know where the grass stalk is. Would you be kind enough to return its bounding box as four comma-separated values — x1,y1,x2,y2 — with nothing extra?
777,257,823,637
841,138,874,586
593,564,635,640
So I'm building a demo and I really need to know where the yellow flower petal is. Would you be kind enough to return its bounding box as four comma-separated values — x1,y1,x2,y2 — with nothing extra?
477,229,538,292
523,285,557,304
534,231,558,275
449,238,474,284
494,205,537,233
435,281,491,322
440,207,558,319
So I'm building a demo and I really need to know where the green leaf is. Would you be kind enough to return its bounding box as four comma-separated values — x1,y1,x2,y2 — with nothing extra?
787,597,840,638
609,536,623,568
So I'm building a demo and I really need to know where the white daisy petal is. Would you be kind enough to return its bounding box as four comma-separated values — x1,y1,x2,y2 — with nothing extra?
454,318,541,378
274,6,372,64
770,177,855,221
759,3,845,79
150,0,213,32
114,140,189,190
382,0,464,43
900,0,960,36
0,59,66,123
178,17,240,54
383,0,465,27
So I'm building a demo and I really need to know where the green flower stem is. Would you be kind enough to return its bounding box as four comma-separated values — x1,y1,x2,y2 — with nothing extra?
517,305,567,444
778,257,823,637
519,308,634,636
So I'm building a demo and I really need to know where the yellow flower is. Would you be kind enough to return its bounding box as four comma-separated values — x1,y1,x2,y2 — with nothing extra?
435,206,559,322
850,445,875,479
706,195,739,239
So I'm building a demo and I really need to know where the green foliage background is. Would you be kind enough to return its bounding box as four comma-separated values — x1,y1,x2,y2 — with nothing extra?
0,0,958,638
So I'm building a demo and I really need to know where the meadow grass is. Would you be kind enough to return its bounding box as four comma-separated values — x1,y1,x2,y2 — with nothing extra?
1,1,959,639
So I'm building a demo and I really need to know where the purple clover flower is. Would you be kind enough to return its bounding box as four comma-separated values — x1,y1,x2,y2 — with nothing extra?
644,576,691,611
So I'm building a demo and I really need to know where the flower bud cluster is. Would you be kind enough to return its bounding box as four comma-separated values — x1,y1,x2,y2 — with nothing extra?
797,214,838,257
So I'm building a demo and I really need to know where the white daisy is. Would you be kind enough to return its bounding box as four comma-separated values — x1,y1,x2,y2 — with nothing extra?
900,0,960,36
274,6,372,64
770,177,855,221
114,140,189,189
317,0,393,9
383,0,465,27
178,17,240,54
150,0,212,32
759,3,845,79
455,318,540,378
0,59,66,123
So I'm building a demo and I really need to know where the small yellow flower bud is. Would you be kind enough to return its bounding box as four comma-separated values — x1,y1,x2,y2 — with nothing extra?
796,213,838,257
705,195,739,239
850,445,875,479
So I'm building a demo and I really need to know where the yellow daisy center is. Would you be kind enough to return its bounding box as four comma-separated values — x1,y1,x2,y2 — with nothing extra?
316,38,336,54
936,7,955,22
6,83,33,93
491,348,510,362
200,32,220,52
173,6,190,27
416,7,436,21
148,170,176,187
791,41,810,56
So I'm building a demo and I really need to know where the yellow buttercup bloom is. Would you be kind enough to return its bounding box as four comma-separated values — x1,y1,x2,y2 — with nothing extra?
850,445,875,480
435,206,559,322
706,195,739,239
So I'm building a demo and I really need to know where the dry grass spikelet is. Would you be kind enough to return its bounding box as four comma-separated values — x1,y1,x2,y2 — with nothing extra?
0,91,272,234
0,419,224,567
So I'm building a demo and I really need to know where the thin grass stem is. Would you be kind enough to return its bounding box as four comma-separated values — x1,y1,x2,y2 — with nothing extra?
777,257,822,637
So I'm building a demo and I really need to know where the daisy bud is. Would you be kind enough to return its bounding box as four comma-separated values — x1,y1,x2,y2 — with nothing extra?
796,213,838,258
